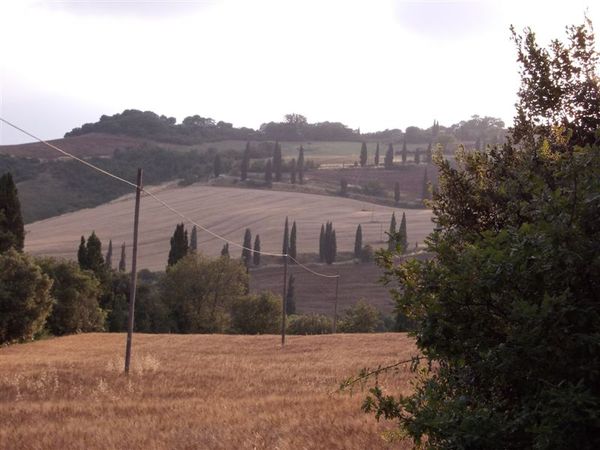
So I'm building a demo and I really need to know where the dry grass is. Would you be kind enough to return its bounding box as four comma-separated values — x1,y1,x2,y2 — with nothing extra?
25,185,433,271
0,333,417,449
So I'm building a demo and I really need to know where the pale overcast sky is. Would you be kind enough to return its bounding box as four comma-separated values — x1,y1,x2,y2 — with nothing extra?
0,0,598,144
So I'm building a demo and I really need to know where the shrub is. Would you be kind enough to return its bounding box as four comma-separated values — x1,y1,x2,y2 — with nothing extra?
287,314,332,335
337,299,381,333
230,292,282,334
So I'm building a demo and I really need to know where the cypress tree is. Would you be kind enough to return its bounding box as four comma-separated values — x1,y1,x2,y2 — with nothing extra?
273,141,282,182
0,173,24,252
168,223,189,267
86,231,104,275
398,212,408,254
290,158,297,184
286,274,296,315
422,169,430,201
426,141,433,163
119,242,126,272
402,140,407,163
77,236,88,269
190,225,198,253
265,159,273,187
282,217,289,259
213,154,222,178
394,181,400,204
105,240,113,269
253,235,261,266
354,224,363,259
385,144,394,168
241,228,252,268
298,146,305,184
221,243,230,258
241,141,250,181
328,228,337,265
388,213,397,251
319,224,325,262
374,142,380,166
290,221,297,259
359,142,368,167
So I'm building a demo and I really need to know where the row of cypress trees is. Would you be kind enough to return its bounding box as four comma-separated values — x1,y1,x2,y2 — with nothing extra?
240,142,306,186
360,141,434,167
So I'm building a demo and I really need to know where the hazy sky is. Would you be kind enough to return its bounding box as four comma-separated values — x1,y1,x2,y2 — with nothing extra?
1,0,598,144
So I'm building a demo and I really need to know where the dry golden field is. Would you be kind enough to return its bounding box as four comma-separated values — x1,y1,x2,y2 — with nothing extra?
0,333,417,449
25,185,433,272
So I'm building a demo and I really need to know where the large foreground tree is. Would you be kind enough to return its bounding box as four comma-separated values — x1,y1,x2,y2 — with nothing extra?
363,19,600,448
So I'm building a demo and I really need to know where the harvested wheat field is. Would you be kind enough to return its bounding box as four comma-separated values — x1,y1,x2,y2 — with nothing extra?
25,185,433,271
0,333,417,449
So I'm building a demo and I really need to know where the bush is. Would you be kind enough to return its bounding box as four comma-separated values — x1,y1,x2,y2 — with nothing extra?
230,292,282,334
37,257,106,335
361,181,386,197
0,249,53,344
337,299,381,333
287,314,332,335
360,245,374,262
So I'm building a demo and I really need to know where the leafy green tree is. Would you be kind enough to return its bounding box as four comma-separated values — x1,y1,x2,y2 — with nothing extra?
384,144,394,168
213,153,221,177
168,223,189,267
338,299,381,333
286,274,296,315
360,142,368,167
241,142,250,181
86,232,105,274
0,249,53,344
162,253,248,333
394,181,400,203
105,240,113,269
298,146,305,184
190,225,198,253
374,142,380,166
387,213,397,251
265,159,273,187
287,313,332,335
253,235,261,266
0,173,24,252
230,292,282,334
289,221,297,259
367,19,600,448
38,258,105,335
221,243,230,258
118,242,126,272
354,224,363,259
241,228,252,268
401,140,407,163
273,141,283,182
290,158,297,184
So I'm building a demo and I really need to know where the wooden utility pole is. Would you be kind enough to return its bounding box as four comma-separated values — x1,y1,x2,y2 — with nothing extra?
124,168,143,374
281,254,288,346
332,275,340,333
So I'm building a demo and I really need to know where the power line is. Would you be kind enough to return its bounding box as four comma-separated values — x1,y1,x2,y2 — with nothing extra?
1,117,340,279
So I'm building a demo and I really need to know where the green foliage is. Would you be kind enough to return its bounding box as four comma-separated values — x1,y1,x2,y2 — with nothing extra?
190,226,198,253
286,274,296,315
340,178,348,196
230,292,282,334
273,141,283,182
289,221,297,259
361,180,386,197
168,223,189,267
397,212,407,254
37,257,105,335
360,244,373,263
242,228,252,268
0,173,24,252
322,221,336,264
384,144,394,168
282,217,289,256
0,249,53,344
287,313,333,335
374,142,380,166
105,240,113,269
401,140,407,164
118,242,126,272
369,19,600,448
354,224,363,259
359,142,368,167
319,224,325,262
213,154,222,177
161,253,248,333
264,159,273,186
290,158,297,184
240,142,250,181
298,146,305,184
221,243,230,258
253,235,261,266
387,213,397,251
337,299,381,333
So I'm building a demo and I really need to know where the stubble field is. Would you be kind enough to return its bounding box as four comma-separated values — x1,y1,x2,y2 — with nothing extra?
25,185,433,272
0,333,417,449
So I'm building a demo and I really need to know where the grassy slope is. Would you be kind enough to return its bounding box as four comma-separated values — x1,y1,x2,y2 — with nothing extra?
0,333,416,449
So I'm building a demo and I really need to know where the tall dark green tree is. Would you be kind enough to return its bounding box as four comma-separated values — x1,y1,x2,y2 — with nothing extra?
221,243,230,258
324,221,337,264
105,240,113,269
265,159,273,187
289,221,297,259
0,173,24,252
282,217,289,261
394,181,400,204
286,274,296,315
319,224,325,262
298,146,305,184
253,235,261,266
401,140,407,163
398,212,407,253
422,169,430,201
354,224,363,259
119,242,126,272
168,223,189,267
190,225,198,253
384,144,394,168
360,142,368,167
290,158,297,184
388,213,397,251
273,141,283,182
374,142,380,166
85,231,105,276
78,236,88,269
241,141,250,181
241,228,252,268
